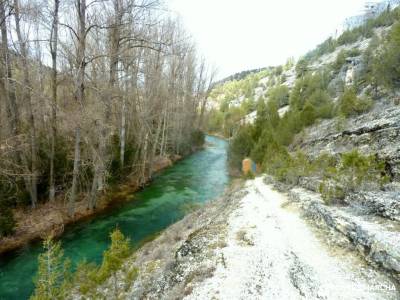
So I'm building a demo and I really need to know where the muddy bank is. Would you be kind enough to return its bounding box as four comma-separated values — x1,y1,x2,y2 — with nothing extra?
0,155,182,256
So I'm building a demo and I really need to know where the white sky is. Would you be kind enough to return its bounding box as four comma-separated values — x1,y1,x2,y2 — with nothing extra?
168,0,379,79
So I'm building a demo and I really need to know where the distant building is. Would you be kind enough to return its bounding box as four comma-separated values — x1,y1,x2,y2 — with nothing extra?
340,0,400,35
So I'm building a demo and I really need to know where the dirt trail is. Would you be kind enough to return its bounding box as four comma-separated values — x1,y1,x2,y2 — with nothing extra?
186,177,398,300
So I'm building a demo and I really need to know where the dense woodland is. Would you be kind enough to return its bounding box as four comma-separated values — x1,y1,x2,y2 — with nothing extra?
0,0,212,236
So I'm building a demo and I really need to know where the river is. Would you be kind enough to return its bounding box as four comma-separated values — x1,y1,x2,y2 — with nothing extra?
0,136,229,300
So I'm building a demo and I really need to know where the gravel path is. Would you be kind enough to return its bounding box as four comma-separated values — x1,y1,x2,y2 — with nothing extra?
185,177,398,300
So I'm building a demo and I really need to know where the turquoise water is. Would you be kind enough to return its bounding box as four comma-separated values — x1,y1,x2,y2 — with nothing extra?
0,136,229,300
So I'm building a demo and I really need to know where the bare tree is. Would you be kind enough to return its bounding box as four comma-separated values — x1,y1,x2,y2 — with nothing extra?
13,0,39,207
49,0,60,202
0,0,211,227
69,0,87,216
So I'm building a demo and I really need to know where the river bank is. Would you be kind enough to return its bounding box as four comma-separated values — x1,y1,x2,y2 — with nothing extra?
97,176,397,299
0,155,183,256
0,135,229,300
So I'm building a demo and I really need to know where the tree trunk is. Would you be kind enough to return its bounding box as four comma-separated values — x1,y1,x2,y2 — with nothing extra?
69,0,86,216
49,0,60,202
69,127,81,216
160,107,167,156
148,114,163,179
14,0,38,208
141,132,149,185
0,1,18,137
120,95,126,167
88,162,99,210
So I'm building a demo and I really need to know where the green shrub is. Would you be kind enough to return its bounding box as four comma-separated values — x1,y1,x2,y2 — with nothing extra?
337,28,361,45
332,50,347,73
268,85,290,107
253,100,279,141
251,130,273,164
338,150,388,192
275,110,303,146
73,262,99,296
317,150,389,205
0,204,15,237
300,102,317,126
347,48,362,57
338,88,373,117
228,126,254,169
286,151,313,184
71,229,136,297
97,229,132,283
290,72,330,111
36,135,72,201
308,37,338,60
311,153,338,177
295,58,309,78
319,181,345,205
207,109,224,133
274,65,283,76
360,34,381,88
372,22,400,88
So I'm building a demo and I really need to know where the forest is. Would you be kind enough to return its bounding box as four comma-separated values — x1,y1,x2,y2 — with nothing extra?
0,0,212,237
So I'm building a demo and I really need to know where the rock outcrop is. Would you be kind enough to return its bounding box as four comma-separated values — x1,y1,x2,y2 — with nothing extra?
297,101,400,180
288,186,400,283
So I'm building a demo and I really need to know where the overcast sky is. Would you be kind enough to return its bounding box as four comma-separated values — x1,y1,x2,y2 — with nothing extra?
168,0,378,79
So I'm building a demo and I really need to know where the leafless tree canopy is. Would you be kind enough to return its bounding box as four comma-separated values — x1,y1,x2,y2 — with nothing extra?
0,0,214,216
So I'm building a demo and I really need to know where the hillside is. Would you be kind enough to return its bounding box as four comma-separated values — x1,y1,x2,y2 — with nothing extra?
7,1,400,299
59,5,400,299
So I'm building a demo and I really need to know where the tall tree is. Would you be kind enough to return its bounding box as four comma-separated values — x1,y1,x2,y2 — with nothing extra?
49,0,60,202
14,0,39,207
69,0,87,216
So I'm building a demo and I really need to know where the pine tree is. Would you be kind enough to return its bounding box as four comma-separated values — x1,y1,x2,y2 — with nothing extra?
97,229,132,299
373,22,400,88
31,237,70,300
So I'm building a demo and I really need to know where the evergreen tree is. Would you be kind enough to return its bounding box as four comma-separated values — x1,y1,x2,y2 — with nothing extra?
228,126,254,169
338,88,373,117
295,58,308,78
31,238,70,300
268,85,289,107
373,22,400,88
97,229,133,299
301,102,317,126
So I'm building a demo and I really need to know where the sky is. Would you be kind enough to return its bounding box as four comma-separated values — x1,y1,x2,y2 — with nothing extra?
168,0,379,79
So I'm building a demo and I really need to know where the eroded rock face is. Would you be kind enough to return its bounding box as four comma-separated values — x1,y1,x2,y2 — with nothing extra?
298,101,400,180
346,191,400,222
288,187,400,282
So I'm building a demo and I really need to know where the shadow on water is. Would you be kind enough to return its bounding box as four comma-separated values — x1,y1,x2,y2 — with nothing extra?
0,136,229,300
